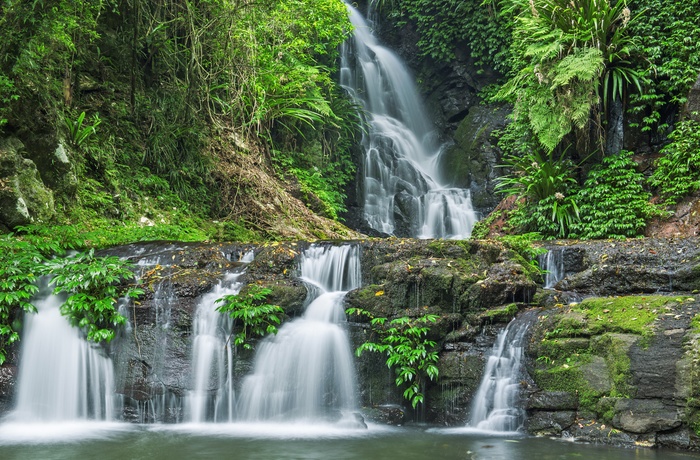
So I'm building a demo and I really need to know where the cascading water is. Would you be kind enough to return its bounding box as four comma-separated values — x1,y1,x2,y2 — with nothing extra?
237,245,360,423
185,250,254,423
12,280,115,422
541,249,565,289
186,273,243,423
469,314,534,432
340,3,476,239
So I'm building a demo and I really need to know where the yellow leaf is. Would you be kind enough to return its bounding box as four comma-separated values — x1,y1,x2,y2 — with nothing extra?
375,290,384,296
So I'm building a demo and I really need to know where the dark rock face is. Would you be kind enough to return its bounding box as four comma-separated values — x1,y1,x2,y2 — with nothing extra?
0,137,56,228
686,73,700,120
524,237,700,449
439,105,510,217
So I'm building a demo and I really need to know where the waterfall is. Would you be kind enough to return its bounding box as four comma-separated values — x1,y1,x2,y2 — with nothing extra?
12,281,115,422
340,3,476,239
469,315,533,432
540,249,565,289
185,250,255,423
237,244,360,423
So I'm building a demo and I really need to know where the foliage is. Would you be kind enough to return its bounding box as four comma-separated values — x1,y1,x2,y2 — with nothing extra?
64,111,101,148
346,307,439,408
0,234,56,364
627,0,700,132
216,285,284,350
496,0,642,152
649,118,700,206
46,249,143,343
0,229,142,363
572,151,660,239
379,0,513,74
497,146,581,238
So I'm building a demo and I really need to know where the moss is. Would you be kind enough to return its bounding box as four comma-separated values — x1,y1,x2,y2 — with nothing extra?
592,334,634,397
533,356,604,414
575,295,689,337
482,303,518,323
470,210,502,239
691,313,700,333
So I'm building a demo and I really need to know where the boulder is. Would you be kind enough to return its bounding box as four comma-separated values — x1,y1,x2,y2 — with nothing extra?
0,137,55,227
612,399,681,433
686,73,700,120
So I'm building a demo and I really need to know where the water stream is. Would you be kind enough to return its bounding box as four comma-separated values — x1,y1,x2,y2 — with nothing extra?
540,249,565,289
11,280,115,422
468,314,535,432
340,3,476,238
237,244,360,423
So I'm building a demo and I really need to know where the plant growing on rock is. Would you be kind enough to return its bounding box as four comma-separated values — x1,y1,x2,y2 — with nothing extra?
216,285,285,350
346,307,439,409
47,249,143,343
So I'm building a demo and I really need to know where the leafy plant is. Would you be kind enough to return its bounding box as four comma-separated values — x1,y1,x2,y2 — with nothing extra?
346,308,439,408
649,118,700,206
216,285,285,350
64,111,101,148
496,148,581,238
0,235,53,364
496,0,643,152
572,150,660,239
46,249,143,343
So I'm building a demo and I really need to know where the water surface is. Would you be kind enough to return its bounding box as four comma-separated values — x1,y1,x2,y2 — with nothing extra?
2,423,698,460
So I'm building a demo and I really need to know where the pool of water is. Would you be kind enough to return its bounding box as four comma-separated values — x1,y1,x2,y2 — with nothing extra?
1,423,698,460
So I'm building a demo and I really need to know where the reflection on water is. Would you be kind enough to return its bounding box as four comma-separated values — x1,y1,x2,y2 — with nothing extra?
1,424,698,460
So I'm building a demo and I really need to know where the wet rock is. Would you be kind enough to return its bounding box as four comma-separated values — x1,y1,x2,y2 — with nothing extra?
439,105,509,216
686,73,700,120
526,391,579,411
613,399,682,433
525,410,576,435
361,404,407,426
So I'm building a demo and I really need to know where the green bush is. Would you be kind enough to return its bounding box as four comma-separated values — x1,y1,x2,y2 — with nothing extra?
572,151,659,239
346,307,439,409
649,119,700,206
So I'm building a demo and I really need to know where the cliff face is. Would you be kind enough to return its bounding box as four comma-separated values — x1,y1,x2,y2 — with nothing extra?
2,237,700,450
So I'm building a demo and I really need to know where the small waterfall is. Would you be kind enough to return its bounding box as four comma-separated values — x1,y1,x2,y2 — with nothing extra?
469,315,533,432
12,282,115,422
540,249,565,289
237,244,360,423
340,3,476,239
185,251,254,423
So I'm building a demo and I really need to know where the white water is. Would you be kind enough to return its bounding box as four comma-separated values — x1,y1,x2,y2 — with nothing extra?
186,250,254,423
340,3,476,239
469,319,530,432
238,245,360,422
12,284,115,422
541,249,565,289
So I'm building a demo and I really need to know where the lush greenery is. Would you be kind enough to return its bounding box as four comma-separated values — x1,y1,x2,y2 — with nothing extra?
0,0,356,239
571,151,660,239
346,307,439,408
216,285,285,350
649,118,700,206
0,227,141,364
376,0,512,74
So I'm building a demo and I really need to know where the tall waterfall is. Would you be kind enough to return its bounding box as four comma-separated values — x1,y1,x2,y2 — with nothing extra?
469,315,533,432
12,282,115,422
340,3,476,239
237,245,360,423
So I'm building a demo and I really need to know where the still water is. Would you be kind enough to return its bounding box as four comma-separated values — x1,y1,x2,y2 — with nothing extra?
1,423,698,460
